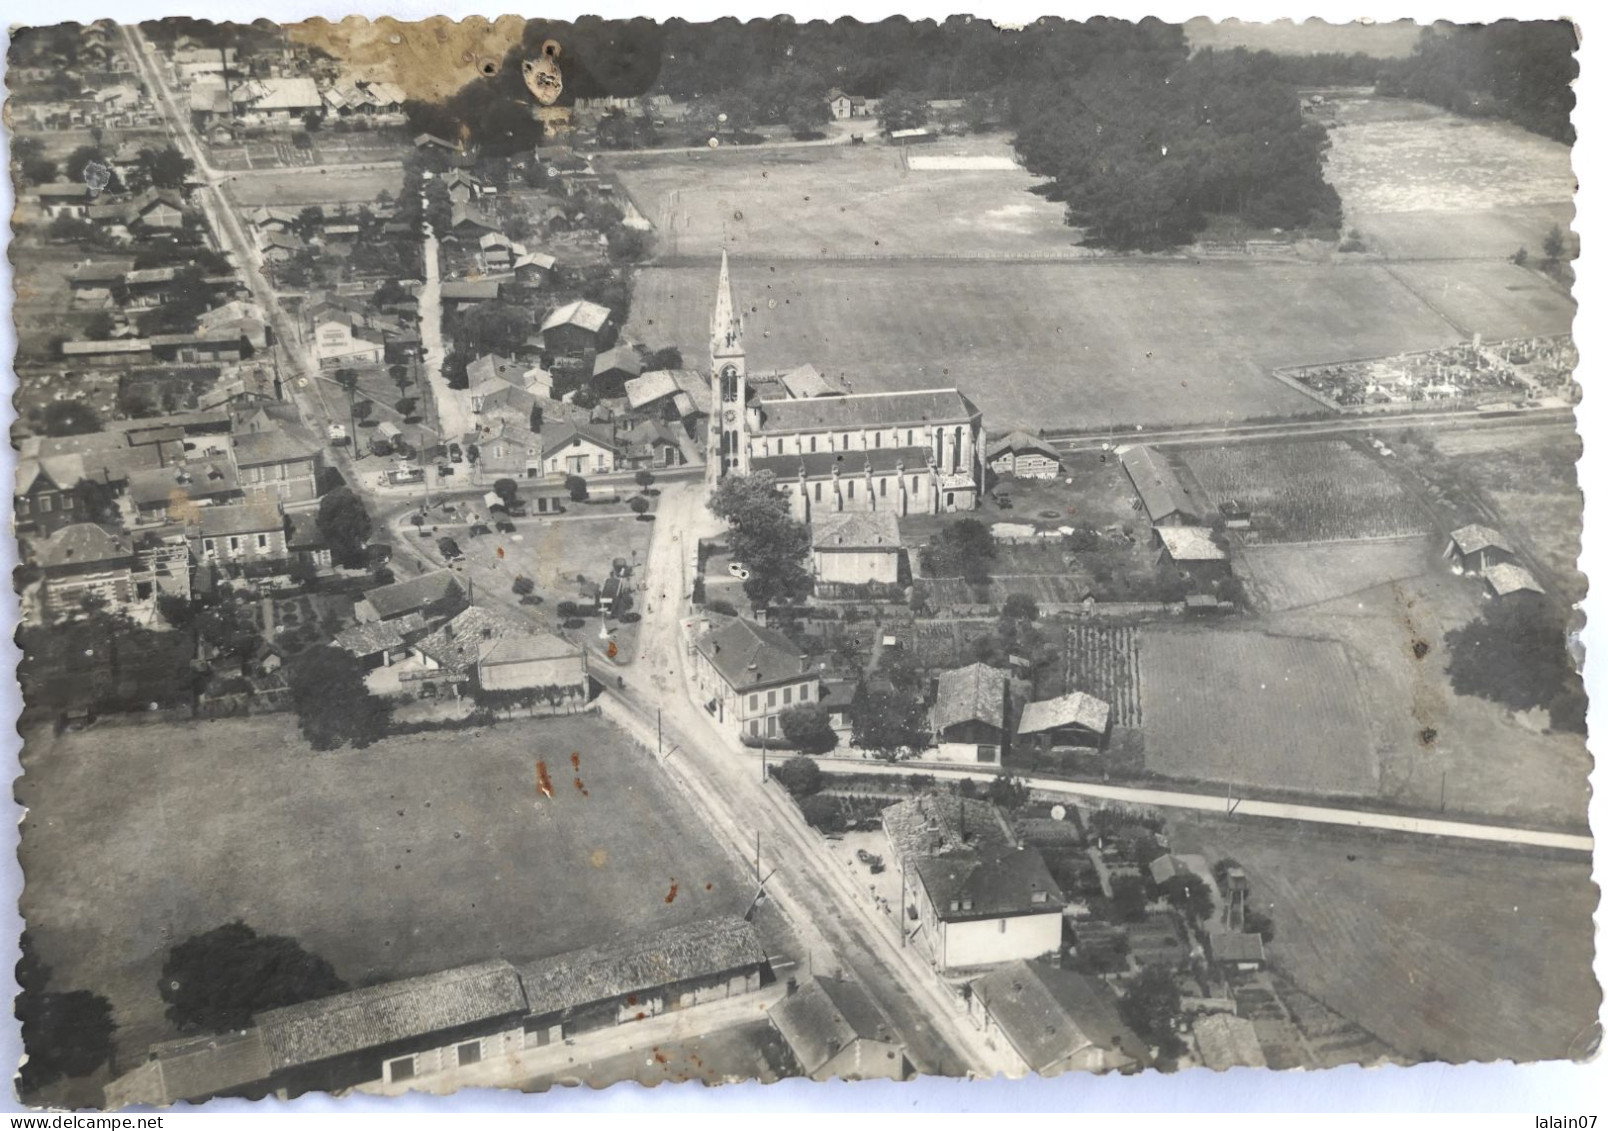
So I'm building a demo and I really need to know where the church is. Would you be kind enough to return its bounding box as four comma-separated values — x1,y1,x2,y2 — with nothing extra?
705,252,985,521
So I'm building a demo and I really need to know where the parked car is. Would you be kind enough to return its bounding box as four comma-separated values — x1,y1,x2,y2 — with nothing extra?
467,523,492,538
495,520,516,534
449,443,464,463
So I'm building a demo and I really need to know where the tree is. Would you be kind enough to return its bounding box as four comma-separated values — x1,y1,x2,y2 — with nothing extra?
781,704,839,755
14,932,117,1092
984,771,1030,811
529,403,545,431
1001,593,1039,622
921,518,995,586
136,266,212,336
285,645,392,750
708,472,813,608
63,145,103,184
1543,223,1567,264
634,469,655,491
373,278,409,309
1119,964,1185,1059
1159,873,1216,924
1444,598,1584,732
41,401,102,437
565,474,589,502
315,487,373,569
771,754,824,796
1109,873,1149,923
1512,245,1530,267
850,682,928,760
20,156,59,185
493,478,520,505
333,367,361,438
878,89,930,132
629,495,651,517
138,144,195,189
512,575,535,597
160,921,347,1032
84,311,116,340
642,345,682,370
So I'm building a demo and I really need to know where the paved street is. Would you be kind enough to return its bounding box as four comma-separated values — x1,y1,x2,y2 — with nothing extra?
417,229,474,442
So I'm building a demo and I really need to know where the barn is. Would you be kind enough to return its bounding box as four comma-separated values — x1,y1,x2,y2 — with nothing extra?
987,431,1062,480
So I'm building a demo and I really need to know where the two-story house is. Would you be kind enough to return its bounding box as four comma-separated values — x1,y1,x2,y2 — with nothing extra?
232,425,323,504
690,616,820,741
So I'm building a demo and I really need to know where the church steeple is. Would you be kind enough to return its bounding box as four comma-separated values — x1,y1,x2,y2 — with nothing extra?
709,249,749,480
711,248,742,358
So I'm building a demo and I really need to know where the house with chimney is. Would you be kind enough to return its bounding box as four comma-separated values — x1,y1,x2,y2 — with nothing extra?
882,793,1066,972
689,616,820,741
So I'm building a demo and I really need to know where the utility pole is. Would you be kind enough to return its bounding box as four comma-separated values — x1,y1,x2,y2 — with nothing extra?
656,707,662,755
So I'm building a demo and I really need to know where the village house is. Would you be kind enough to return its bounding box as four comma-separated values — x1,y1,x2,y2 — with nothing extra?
446,204,498,241
768,976,911,1082
969,960,1147,1076
624,368,712,426
354,569,467,625
987,431,1063,481
931,661,1016,764
882,794,1066,972
334,618,423,675
35,523,139,621
590,345,642,399
825,88,859,119
474,420,544,482
311,311,386,368
259,231,308,264
439,279,502,308
232,424,323,504
540,300,614,356
689,615,820,740
125,458,242,526
286,511,333,572
619,419,689,470
14,455,90,538
1016,691,1112,753
809,510,905,589
1118,445,1202,526
1483,561,1546,599
194,499,288,573
67,259,135,307
36,183,96,220
232,77,322,123
539,421,619,478
513,249,558,287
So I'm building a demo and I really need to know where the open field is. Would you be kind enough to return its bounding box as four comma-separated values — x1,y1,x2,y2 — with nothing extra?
608,138,1076,260
1325,96,1576,216
1139,628,1376,795
1182,439,1433,542
1385,260,1576,341
16,713,749,1058
629,260,1473,429
222,164,405,206
1238,535,1437,613
1170,816,1600,1064
1357,205,1576,262
1258,560,1590,828
1184,18,1424,57
1399,425,1585,602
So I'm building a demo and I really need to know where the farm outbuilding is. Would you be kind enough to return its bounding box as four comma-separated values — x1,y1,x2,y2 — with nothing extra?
987,431,1062,480
931,662,1012,764
1154,526,1231,580
1193,1012,1268,1069
1483,562,1545,599
1118,445,1202,526
1445,523,1516,574
1210,931,1267,972
1016,691,1112,752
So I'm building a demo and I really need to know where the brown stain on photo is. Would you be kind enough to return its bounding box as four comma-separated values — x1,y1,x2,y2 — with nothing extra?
535,759,554,799
664,879,678,904
286,16,527,104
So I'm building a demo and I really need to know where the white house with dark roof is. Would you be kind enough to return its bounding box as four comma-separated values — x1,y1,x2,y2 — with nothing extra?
970,960,1147,1076
36,523,139,620
690,616,819,740
810,510,904,588
232,425,323,503
194,499,287,571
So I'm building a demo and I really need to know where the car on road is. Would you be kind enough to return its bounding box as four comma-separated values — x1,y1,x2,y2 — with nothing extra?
449,443,463,463
437,537,464,562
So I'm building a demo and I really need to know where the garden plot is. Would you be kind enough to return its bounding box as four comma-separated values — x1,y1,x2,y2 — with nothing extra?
1035,624,1142,727
1182,440,1432,543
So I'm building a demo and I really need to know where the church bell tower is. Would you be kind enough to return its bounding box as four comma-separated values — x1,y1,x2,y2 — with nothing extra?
709,250,749,480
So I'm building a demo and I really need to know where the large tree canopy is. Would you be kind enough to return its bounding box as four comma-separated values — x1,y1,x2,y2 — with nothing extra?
284,645,392,750
160,921,347,1032
1443,597,1585,733
707,472,812,608
315,487,373,569
15,932,117,1092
